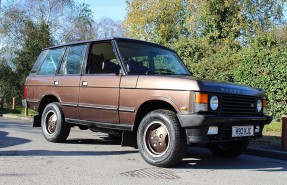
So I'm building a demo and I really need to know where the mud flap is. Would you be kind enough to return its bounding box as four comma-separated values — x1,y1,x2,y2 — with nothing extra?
33,114,41,127
121,131,137,148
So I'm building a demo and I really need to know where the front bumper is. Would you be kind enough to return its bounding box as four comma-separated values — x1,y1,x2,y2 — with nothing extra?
177,114,273,144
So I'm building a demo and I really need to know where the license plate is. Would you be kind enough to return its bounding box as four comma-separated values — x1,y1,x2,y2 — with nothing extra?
232,126,254,137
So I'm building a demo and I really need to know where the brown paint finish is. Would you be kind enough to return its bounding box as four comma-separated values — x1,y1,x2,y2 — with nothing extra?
22,38,273,168
28,76,54,101
53,75,81,119
136,76,200,91
120,75,138,88
79,75,121,123
23,38,269,131
119,88,190,125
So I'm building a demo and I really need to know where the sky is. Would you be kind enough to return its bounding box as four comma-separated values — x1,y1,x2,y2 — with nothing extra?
0,0,127,21
74,0,127,21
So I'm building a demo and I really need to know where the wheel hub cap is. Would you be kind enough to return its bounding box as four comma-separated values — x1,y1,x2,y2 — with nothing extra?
47,112,57,134
145,122,169,156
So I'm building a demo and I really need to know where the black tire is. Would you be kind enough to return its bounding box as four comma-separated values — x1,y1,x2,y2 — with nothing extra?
41,102,70,143
137,109,187,167
207,140,249,158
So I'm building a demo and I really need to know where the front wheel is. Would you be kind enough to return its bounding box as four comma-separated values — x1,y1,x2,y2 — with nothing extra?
41,103,70,143
207,140,249,158
137,109,187,167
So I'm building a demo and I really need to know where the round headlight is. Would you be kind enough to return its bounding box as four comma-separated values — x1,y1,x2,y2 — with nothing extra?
257,99,262,112
210,96,219,110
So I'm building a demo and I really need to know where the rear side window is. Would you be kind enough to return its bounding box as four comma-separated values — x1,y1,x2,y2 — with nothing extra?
58,44,87,75
37,48,65,76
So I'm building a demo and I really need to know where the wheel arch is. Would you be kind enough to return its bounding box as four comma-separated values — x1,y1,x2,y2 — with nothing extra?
38,94,60,114
134,99,179,132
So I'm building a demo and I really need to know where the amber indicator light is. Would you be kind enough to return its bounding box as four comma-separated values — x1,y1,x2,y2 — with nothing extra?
195,93,208,104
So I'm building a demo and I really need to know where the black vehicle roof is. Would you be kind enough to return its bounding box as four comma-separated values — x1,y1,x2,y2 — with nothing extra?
44,37,174,52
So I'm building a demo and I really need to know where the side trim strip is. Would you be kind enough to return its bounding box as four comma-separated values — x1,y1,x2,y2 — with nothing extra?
63,103,136,112
78,104,118,111
62,103,78,107
65,118,133,131
118,107,135,113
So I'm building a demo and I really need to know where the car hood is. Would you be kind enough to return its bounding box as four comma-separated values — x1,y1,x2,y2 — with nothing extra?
136,75,264,96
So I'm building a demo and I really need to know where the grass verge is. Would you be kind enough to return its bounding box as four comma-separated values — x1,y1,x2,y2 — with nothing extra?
250,121,283,151
0,106,38,117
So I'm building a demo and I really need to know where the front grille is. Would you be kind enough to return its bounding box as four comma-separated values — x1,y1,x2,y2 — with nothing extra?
220,94,260,116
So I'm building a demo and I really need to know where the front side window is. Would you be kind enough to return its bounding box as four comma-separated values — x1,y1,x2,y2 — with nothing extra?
37,48,65,76
117,41,190,75
86,42,120,74
59,44,87,75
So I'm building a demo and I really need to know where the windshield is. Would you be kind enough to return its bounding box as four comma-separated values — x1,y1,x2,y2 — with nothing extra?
116,41,191,75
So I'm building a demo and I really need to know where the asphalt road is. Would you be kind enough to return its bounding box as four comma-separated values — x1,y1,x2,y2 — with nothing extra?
0,118,286,185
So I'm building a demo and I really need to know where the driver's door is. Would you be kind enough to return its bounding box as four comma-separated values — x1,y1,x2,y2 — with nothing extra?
78,41,121,124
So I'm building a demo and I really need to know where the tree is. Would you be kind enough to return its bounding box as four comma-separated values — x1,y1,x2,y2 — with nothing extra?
0,60,18,102
0,0,94,48
125,0,286,46
14,19,52,75
95,17,125,39
125,0,287,120
185,0,286,44
60,3,95,42
11,19,53,100
125,0,187,46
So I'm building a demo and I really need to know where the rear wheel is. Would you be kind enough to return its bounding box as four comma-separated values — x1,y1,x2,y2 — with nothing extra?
207,140,249,158
137,109,187,167
41,103,70,143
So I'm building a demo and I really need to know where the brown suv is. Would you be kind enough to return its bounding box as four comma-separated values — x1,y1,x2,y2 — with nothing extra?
22,38,272,167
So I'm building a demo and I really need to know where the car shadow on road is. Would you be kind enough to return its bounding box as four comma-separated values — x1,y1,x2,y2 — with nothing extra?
176,147,287,172
0,149,138,157
64,136,122,145
0,131,31,149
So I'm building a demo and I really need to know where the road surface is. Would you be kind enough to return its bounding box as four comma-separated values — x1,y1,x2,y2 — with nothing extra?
0,118,286,185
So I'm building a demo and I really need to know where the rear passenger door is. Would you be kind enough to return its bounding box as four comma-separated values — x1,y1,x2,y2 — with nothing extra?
53,44,88,119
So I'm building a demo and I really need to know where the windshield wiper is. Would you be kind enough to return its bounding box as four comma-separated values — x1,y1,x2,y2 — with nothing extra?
145,68,175,75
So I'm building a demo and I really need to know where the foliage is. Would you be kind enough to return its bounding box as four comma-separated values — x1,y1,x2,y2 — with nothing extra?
94,18,125,39
0,61,18,102
59,3,95,42
0,0,125,103
0,106,38,117
264,121,282,133
125,0,287,120
12,19,53,98
125,0,187,46
189,32,287,120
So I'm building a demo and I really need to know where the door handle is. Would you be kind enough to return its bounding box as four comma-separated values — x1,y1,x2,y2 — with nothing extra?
82,81,88,86
54,81,59,86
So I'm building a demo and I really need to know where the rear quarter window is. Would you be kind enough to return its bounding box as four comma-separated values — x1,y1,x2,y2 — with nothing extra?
37,48,65,76
30,50,49,73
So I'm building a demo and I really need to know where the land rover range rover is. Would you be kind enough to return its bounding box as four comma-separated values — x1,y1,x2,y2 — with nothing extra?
22,38,272,167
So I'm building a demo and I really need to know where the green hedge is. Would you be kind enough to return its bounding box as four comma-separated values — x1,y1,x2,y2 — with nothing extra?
184,41,287,120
